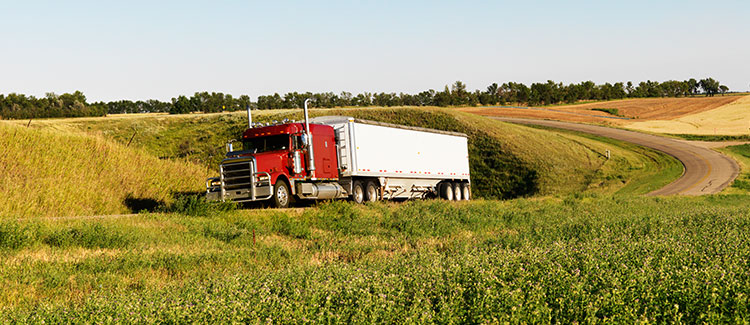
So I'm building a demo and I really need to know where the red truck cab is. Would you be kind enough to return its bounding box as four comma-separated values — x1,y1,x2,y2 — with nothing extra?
206,122,339,207
240,123,338,182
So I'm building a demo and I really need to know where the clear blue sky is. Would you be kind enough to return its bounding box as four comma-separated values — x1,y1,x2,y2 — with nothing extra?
1,0,748,101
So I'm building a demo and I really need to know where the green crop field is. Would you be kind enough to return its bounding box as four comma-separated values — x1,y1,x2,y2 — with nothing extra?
2,195,750,322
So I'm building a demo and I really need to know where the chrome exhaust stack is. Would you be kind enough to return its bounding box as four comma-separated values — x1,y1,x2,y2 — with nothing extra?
303,98,316,178
247,105,253,129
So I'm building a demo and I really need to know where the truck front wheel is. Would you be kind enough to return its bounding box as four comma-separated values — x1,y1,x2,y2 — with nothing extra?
272,181,292,208
351,180,365,204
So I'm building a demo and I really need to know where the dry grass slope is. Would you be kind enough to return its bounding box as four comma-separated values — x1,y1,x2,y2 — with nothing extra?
0,123,208,218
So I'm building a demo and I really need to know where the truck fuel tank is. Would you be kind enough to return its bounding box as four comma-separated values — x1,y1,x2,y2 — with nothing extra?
296,182,346,200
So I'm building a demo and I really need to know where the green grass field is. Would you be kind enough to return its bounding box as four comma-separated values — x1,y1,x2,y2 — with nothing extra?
2,195,750,322
719,144,750,193
0,108,716,322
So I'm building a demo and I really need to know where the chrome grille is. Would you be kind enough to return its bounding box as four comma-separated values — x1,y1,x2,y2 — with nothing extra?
221,160,252,190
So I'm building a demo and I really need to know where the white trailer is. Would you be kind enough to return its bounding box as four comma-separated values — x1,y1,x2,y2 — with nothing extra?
310,116,471,201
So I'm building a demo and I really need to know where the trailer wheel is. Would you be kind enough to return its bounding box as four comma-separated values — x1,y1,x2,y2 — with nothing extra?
351,180,365,204
365,181,379,202
272,181,292,208
439,182,454,201
461,183,471,201
452,182,462,201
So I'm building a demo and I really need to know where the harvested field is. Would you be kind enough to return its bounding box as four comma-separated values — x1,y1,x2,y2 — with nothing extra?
461,96,744,126
558,96,741,120
627,95,750,135
459,106,619,124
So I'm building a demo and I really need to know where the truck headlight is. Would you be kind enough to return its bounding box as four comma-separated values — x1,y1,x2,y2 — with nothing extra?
210,180,221,187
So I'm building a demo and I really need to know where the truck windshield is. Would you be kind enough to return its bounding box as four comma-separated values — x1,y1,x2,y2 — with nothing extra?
243,135,289,153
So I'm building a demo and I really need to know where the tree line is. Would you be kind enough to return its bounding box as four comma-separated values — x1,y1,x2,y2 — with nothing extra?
0,78,732,119
0,92,107,119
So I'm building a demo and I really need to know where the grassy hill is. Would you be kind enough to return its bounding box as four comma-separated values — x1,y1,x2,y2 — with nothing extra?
0,123,208,218
9,107,682,202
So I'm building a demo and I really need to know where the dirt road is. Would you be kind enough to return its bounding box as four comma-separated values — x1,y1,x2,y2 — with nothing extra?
493,117,740,195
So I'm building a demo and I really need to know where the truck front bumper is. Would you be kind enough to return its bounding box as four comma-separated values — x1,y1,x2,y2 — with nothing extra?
206,180,272,202
205,157,273,202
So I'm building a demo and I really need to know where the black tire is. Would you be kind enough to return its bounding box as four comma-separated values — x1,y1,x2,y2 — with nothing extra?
272,181,292,208
351,180,365,204
365,181,379,202
439,182,454,201
461,183,471,201
452,182,462,201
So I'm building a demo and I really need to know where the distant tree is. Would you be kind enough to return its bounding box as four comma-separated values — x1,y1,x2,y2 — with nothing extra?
451,81,468,105
699,78,720,96
415,90,435,106
687,78,699,96
719,85,729,95
170,96,191,114
484,83,499,105
433,86,452,107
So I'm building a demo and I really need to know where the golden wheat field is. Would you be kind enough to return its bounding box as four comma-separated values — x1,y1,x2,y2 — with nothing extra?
463,95,745,127
626,95,750,135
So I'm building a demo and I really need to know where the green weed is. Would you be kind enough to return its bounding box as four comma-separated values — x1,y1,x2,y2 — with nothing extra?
42,223,133,249
160,195,236,217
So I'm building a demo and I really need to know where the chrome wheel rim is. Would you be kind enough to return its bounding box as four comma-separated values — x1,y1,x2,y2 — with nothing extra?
354,185,364,203
367,186,377,201
276,185,289,206
453,185,461,201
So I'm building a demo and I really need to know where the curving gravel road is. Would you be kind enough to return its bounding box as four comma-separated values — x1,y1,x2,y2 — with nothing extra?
493,117,740,196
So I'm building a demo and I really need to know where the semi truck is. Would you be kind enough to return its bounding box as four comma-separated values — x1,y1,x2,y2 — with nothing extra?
206,100,471,207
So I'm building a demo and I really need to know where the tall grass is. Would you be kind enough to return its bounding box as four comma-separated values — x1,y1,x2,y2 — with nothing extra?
0,123,207,218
